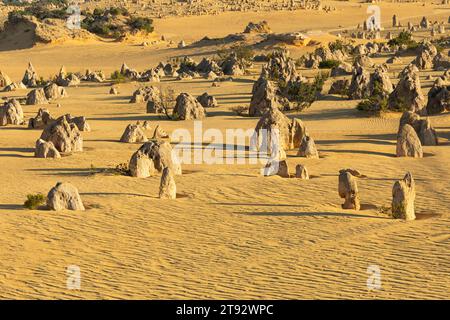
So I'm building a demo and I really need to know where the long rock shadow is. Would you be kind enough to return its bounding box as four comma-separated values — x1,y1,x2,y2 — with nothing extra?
213,202,307,207
80,192,153,198
322,149,394,157
0,147,34,153
317,139,395,146
0,153,33,158
240,211,389,219
26,167,109,176
0,204,24,210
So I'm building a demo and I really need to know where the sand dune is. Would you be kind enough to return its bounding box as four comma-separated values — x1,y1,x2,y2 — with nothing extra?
0,1,449,299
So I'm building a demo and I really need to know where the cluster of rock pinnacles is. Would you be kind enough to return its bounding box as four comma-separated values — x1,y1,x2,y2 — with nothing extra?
2,44,439,221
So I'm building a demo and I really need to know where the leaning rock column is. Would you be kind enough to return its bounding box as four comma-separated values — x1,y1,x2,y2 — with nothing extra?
338,170,360,210
392,172,416,220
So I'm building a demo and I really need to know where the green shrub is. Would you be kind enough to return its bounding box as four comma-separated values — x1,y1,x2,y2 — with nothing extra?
328,39,347,53
110,70,127,83
279,72,329,112
24,193,45,210
216,44,254,65
388,31,418,50
318,59,340,69
356,79,389,113
128,17,154,33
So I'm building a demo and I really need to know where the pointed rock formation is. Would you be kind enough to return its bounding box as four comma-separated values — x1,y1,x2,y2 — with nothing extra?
392,172,416,220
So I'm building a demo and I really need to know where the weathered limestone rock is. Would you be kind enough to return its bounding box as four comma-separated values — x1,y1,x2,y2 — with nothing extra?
40,115,83,153
120,124,148,143
244,21,271,33
220,53,245,76
196,58,223,75
47,182,85,211
129,140,181,177
369,64,393,97
264,49,299,83
251,108,307,153
413,42,437,70
56,66,81,86
130,86,161,103
392,172,416,220
0,70,12,87
173,93,206,120
35,139,61,158
28,108,53,129
67,115,90,132
152,125,169,139
83,70,105,82
426,78,449,115
330,62,353,77
392,14,399,27
348,66,371,99
338,170,360,210
396,124,423,157
328,79,349,95
388,64,425,113
196,92,218,108
22,62,38,87
3,82,26,92
249,76,283,116
420,16,430,29
399,111,438,146
140,68,160,82
295,164,309,179
120,62,140,80
433,52,450,71
129,149,155,178
297,135,319,158
0,99,24,126
354,55,374,68
263,159,289,177
159,167,177,199
26,88,48,105
44,83,67,100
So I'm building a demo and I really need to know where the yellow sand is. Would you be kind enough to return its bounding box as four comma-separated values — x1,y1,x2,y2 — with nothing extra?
0,1,449,299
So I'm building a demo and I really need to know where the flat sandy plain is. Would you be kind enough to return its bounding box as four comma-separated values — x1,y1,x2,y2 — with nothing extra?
0,1,449,299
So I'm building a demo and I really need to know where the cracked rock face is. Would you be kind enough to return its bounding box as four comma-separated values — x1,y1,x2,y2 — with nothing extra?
338,170,360,210
120,124,148,143
47,182,85,211
0,99,24,126
388,64,425,113
396,124,423,158
35,139,61,158
392,172,416,221
40,115,83,153
173,93,206,120
159,167,177,199
251,107,307,154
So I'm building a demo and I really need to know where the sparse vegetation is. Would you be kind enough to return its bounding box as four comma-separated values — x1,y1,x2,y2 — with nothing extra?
217,44,255,63
279,72,329,112
318,59,340,69
81,7,154,38
158,87,177,120
24,193,45,210
110,70,128,83
113,163,131,176
356,79,389,114
388,31,418,50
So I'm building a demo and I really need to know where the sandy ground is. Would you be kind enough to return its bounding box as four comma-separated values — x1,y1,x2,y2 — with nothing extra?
0,2,449,299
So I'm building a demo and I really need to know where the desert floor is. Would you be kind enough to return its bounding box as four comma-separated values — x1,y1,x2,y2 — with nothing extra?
0,1,449,299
